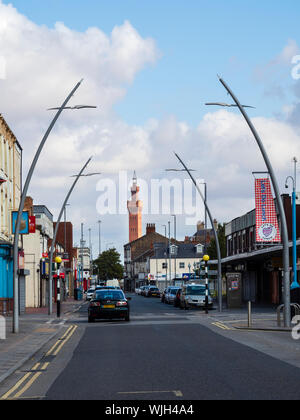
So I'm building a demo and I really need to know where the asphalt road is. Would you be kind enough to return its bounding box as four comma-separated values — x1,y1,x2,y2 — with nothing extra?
43,294,300,400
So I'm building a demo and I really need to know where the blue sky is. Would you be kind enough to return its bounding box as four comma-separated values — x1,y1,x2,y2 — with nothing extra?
3,0,300,126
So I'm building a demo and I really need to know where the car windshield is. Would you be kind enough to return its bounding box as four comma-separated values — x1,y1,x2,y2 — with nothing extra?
87,289,95,293
95,290,125,300
150,287,159,291
170,288,179,294
186,286,206,296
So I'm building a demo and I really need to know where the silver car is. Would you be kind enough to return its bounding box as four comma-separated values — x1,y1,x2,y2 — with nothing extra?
86,288,96,301
164,287,180,304
179,284,213,310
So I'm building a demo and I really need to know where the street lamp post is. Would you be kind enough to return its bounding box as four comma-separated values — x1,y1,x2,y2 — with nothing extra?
48,158,93,315
13,79,84,333
168,221,171,285
172,214,177,281
173,153,223,312
286,157,299,290
214,76,291,327
98,220,102,257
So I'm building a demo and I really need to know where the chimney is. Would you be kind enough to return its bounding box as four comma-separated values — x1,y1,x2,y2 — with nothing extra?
24,196,33,216
146,223,156,235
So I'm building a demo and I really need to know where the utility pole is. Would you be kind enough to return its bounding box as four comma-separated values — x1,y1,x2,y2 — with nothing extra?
168,221,171,285
98,220,101,256
172,215,177,282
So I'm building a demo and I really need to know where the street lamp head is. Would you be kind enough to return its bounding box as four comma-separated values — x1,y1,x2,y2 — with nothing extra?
205,102,255,109
203,255,210,262
47,105,97,111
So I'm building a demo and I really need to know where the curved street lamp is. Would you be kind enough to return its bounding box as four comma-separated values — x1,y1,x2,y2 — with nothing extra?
213,76,291,327
49,157,93,315
173,153,223,312
285,157,299,291
13,79,83,333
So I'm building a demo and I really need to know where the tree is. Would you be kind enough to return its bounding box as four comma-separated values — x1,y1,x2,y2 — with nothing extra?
206,223,226,260
93,248,124,280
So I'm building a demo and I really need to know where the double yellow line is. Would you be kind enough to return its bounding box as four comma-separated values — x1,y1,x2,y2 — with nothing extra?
212,321,233,331
1,325,77,400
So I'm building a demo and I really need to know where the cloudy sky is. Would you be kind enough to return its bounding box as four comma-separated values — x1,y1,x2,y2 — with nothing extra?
1,0,300,258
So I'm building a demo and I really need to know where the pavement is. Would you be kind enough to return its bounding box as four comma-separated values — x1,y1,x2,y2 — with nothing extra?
0,297,85,385
206,304,293,332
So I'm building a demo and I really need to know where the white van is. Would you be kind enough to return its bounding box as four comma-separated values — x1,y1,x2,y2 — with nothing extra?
106,279,120,289
179,283,213,310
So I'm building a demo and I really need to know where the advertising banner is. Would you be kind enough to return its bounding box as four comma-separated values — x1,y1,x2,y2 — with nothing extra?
12,211,29,235
255,178,281,243
29,216,36,233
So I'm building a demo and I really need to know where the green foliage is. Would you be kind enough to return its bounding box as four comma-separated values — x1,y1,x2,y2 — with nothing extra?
93,248,124,280
207,223,226,260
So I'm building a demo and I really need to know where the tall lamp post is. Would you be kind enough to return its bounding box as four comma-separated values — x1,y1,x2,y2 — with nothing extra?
172,214,177,281
169,155,223,312
50,166,102,314
49,158,95,315
286,157,299,290
98,220,102,257
207,76,291,326
13,79,84,333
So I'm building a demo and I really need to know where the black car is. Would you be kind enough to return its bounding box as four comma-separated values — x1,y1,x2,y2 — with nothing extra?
88,289,131,322
146,286,160,297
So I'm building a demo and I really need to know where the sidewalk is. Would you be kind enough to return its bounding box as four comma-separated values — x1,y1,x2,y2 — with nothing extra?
206,304,292,332
0,298,85,385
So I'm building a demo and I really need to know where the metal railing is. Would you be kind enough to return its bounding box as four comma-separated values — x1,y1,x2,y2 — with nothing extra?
277,303,300,327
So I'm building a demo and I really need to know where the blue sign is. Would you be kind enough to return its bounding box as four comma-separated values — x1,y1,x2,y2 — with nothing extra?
12,211,29,235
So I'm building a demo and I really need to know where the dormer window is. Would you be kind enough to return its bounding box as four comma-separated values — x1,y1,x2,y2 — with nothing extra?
195,244,204,254
170,244,178,255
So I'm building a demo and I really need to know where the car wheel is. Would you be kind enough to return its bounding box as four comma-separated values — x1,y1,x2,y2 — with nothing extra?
184,302,188,310
125,314,130,322
88,316,95,323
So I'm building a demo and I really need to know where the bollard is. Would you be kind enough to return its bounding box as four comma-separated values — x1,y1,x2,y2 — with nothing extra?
248,301,252,328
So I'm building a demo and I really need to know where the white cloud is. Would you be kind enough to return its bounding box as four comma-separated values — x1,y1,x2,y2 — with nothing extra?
1,2,300,254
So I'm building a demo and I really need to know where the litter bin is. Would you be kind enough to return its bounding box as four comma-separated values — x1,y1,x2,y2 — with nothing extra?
77,289,83,301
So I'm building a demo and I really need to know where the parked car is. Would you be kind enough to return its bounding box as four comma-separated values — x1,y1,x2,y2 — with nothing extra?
145,286,160,297
142,286,150,297
135,287,141,295
165,287,181,304
179,283,213,310
160,288,167,303
139,285,147,296
86,288,96,301
88,289,131,322
173,288,182,307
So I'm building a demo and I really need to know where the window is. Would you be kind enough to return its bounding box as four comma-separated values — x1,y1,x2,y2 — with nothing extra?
179,262,185,269
162,262,167,269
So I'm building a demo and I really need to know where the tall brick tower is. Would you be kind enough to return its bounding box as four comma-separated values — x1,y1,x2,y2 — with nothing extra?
127,171,143,243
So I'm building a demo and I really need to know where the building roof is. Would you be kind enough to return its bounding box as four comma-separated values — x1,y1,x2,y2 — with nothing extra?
33,205,53,221
151,242,204,259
